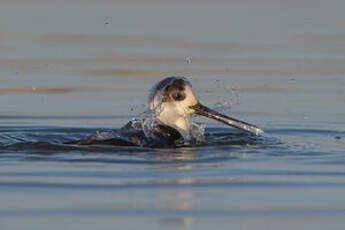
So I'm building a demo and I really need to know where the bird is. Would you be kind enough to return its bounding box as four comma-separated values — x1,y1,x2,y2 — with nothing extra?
71,76,263,147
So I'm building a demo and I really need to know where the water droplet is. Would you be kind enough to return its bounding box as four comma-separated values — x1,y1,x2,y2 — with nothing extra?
185,57,192,64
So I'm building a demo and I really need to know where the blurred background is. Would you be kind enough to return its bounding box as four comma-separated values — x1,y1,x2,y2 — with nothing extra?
1,0,344,127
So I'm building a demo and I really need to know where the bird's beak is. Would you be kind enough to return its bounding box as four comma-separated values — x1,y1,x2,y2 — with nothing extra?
190,103,263,135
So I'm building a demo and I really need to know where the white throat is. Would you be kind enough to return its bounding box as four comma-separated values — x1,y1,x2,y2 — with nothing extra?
158,112,192,141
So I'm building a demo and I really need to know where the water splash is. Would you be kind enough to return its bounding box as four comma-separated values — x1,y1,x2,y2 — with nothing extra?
140,106,205,146
93,130,118,140
185,56,192,64
141,98,164,141
190,122,206,144
212,86,240,114
213,101,233,114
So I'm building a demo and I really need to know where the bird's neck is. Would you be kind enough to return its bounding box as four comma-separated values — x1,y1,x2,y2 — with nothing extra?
160,115,192,141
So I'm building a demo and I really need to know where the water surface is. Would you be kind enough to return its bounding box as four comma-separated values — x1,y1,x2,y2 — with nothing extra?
1,0,345,229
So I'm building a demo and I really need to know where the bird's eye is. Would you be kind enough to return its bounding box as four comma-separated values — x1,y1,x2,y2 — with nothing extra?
171,92,185,101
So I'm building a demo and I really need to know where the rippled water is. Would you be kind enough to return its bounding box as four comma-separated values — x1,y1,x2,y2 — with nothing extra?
1,0,345,229
1,116,345,229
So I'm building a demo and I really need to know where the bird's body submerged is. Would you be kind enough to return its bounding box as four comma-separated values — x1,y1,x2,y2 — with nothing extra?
72,76,263,147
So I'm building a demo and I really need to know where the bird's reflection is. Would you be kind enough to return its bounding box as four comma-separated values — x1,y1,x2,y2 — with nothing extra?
159,191,195,199
146,147,198,170
153,153,196,161
155,164,195,171
156,191,196,227
152,177,197,185
148,150,198,227
158,217,195,227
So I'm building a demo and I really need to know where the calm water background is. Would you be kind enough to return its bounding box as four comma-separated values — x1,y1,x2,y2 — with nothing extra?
1,0,345,229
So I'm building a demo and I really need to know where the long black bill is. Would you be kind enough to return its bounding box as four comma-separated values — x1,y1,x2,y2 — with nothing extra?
190,103,263,135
